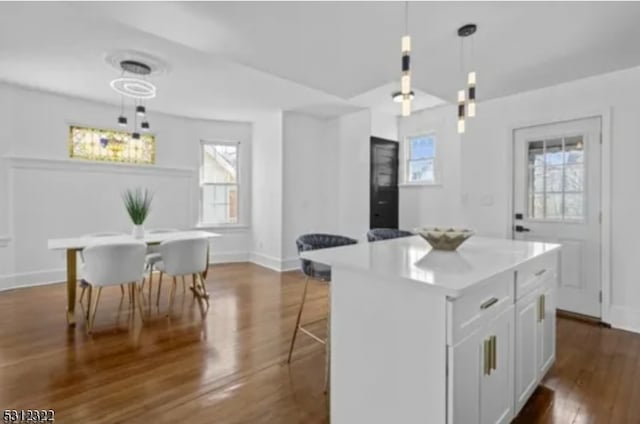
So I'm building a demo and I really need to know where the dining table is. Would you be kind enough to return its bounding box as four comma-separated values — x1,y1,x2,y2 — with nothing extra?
47,230,221,327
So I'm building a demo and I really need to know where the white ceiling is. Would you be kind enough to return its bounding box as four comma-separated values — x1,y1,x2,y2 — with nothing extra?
1,2,640,121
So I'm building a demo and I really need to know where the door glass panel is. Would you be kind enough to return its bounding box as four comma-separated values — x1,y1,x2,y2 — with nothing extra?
545,166,563,192
564,136,584,164
544,139,563,165
564,165,584,192
528,141,544,166
545,194,563,219
564,193,584,220
526,136,586,222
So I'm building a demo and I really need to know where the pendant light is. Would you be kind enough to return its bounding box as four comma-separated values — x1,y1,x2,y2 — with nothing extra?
457,23,478,134
110,60,155,138
399,1,412,117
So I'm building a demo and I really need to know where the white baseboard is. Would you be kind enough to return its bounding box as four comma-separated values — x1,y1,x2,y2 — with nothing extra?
609,305,640,334
249,252,284,272
0,252,297,291
209,251,250,264
281,257,300,272
0,268,65,292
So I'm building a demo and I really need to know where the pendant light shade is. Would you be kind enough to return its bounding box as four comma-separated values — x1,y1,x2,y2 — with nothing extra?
467,71,476,117
136,105,146,117
141,121,150,131
457,24,478,131
400,33,411,117
457,90,466,134
118,115,127,127
131,132,140,140
393,2,412,117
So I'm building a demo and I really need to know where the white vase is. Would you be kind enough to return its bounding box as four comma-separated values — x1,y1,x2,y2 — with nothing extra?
132,224,145,239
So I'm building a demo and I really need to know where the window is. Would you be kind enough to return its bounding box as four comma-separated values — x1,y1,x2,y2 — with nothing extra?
69,125,155,164
527,135,585,221
200,142,239,225
405,134,436,184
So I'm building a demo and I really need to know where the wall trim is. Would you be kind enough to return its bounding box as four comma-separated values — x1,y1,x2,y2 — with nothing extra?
0,236,10,248
0,268,65,292
609,305,640,334
209,251,250,264
281,257,300,272
3,156,196,178
249,252,284,272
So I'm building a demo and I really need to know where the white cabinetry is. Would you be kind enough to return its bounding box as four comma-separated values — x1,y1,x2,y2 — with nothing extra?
449,306,514,424
514,263,558,414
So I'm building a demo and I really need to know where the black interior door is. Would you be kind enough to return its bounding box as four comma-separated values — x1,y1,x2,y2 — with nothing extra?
370,137,399,229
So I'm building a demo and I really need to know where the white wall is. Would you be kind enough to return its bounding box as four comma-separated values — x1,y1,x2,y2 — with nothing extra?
370,110,398,141
250,110,285,270
336,110,372,241
399,65,640,332
0,82,253,289
281,112,340,265
398,104,463,231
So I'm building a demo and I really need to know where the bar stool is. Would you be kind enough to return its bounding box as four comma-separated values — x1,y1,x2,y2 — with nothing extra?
287,233,357,391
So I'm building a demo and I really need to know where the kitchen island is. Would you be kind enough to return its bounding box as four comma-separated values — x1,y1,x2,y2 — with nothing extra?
301,235,560,424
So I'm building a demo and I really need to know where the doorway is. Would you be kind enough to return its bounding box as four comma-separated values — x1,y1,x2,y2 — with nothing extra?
370,137,399,229
512,117,602,318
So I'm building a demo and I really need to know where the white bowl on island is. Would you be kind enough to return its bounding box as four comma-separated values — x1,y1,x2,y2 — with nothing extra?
417,227,474,251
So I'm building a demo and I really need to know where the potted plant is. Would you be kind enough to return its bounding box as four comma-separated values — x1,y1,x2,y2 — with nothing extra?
122,188,153,239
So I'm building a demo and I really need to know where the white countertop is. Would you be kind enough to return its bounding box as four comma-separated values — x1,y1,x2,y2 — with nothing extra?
301,236,560,298
48,230,220,250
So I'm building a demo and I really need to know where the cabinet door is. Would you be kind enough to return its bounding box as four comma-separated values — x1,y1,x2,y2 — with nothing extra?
448,330,482,424
538,285,557,377
480,306,514,424
514,290,540,414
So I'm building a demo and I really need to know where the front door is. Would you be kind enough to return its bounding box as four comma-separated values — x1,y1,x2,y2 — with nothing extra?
370,137,399,229
513,117,601,318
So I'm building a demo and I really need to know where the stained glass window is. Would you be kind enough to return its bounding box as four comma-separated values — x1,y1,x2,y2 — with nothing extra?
69,126,155,164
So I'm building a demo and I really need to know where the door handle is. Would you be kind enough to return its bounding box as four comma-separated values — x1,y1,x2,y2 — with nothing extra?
514,225,531,233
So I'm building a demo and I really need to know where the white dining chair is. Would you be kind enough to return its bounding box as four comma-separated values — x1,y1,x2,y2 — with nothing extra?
154,237,210,314
142,228,179,306
78,232,126,304
81,241,147,333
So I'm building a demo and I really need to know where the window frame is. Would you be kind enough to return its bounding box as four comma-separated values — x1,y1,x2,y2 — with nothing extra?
402,132,439,186
199,140,242,228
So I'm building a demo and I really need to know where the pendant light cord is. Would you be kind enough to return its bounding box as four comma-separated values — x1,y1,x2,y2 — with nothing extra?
404,1,409,34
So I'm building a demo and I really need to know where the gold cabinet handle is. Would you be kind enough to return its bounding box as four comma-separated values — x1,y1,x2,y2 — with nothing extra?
541,294,546,320
484,338,491,375
490,335,497,371
538,295,543,322
534,269,547,277
480,297,499,310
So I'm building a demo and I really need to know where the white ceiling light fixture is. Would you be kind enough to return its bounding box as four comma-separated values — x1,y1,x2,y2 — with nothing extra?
457,23,478,134
110,60,155,137
393,1,412,117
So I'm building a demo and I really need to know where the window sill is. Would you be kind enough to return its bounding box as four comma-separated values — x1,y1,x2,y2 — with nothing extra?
399,182,442,188
194,223,250,232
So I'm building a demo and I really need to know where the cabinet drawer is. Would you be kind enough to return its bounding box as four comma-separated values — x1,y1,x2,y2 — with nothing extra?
447,271,514,345
515,252,558,301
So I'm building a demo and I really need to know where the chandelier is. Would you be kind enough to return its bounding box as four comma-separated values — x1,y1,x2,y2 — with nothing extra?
110,60,156,139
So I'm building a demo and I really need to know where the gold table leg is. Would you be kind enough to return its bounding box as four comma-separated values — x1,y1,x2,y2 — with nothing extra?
203,243,210,280
66,249,77,327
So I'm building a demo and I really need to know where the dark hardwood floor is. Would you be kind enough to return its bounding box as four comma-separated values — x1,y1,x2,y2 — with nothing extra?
0,263,638,423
